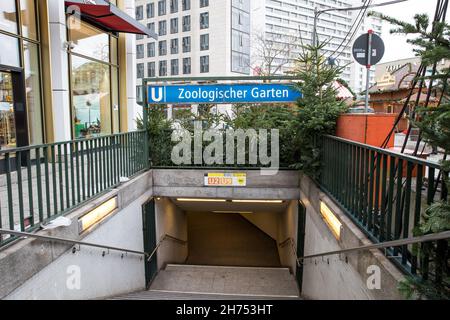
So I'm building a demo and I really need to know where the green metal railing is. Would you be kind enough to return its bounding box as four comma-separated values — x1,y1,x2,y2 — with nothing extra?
321,135,448,282
0,130,148,247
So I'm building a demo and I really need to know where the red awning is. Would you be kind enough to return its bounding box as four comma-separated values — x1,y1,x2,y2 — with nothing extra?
65,0,157,39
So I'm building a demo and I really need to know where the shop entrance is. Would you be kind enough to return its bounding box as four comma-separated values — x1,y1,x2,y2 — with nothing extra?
0,68,28,151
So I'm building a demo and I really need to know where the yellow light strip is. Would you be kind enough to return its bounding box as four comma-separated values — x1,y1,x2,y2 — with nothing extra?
213,211,254,214
231,200,284,204
320,201,342,240
176,198,227,202
79,197,118,233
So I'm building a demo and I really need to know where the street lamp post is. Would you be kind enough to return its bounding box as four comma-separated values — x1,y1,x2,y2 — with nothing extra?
312,7,318,46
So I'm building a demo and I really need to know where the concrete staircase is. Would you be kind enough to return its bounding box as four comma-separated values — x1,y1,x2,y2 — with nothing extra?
112,264,301,300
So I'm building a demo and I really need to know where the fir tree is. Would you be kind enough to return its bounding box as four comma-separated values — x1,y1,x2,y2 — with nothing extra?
291,42,347,178
370,11,450,300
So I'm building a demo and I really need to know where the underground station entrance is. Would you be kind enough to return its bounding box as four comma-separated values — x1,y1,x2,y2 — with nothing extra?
142,197,304,298
177,199,287,267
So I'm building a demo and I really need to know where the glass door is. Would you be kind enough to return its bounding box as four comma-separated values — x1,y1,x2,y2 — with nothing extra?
0,71,16,150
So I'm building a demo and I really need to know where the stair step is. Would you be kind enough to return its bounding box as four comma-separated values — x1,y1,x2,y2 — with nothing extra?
165,264,292,274
149,264,299,298
111,289,301,300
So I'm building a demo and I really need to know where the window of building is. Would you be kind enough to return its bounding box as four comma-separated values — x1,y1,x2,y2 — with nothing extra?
0,1,18,34
0,33,20,67
136,33,144,40
182,36,191,53
171,59,179,75
70,21,110,62
159,40,167,55
171,38,179,54
147,22,155,38
182,0,191,11
23,39,42,144
200,33,209,50
148,62,156,77
137,63,144,78
0,0,42,148
170,18,178,34
147,3,155,18
71,55,116,137
159,60,167,76
147,42,156,57
182,15,191,32
136,85,143,104
200,12,209,29
200,0,209,8
170,0,178,13
200,55,209,73
0,71,16,149
183,57,191,74
136,5,144,20
21,0,38,40
68,20,120,138
158,0,166,16
136,44,144,59
159,20,167,36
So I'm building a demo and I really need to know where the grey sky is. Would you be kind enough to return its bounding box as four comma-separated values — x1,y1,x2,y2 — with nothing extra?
376,0,448,63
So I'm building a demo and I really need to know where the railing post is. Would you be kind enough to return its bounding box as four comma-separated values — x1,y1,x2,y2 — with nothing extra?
144,130,150,170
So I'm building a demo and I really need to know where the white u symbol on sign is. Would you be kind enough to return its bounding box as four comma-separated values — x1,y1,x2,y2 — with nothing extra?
151,88,164,102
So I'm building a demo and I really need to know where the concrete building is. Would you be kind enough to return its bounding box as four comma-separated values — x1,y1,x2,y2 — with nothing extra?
251,0,383,95
134,0,252,97
134,0,252,119
0,0,154,151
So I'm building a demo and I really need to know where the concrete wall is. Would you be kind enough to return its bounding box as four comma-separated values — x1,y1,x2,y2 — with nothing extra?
5,191,152,300
155,198,188,270
152,169,300,200
278,201,298,272
239,212,279,240
1,169,407,300
299,174,405,300
1,171,153,299
302,200,374,300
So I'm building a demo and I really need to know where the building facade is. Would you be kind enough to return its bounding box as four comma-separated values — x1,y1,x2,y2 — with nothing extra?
0,0,151,151
251,0,356,81
135,0,252,102
251,0,383,94
134,0,253,119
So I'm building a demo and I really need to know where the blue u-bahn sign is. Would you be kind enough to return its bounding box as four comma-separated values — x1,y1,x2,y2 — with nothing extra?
147,83,302,105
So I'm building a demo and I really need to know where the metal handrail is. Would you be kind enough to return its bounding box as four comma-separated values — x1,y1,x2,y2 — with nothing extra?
0,228,148,257
0,228,189,263
298,231,450,262
0,130,148,155
278,237,301,267
324,135,441,169
147,234,188,262
0,130,149,248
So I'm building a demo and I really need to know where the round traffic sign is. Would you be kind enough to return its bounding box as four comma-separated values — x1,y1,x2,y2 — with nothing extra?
352,33,385,66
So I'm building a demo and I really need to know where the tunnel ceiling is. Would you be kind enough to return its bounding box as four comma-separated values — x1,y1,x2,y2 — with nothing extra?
169,198,290,213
